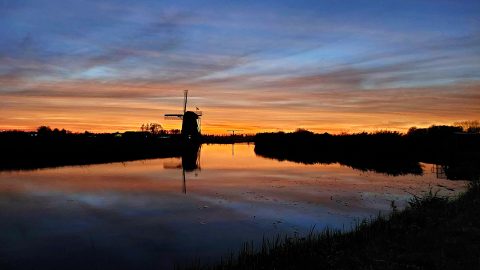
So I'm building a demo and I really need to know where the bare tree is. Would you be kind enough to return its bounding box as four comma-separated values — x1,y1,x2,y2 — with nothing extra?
140,123,164,135
454,120,480,133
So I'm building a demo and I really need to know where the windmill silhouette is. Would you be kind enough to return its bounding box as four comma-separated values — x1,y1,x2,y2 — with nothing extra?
164,90,202,138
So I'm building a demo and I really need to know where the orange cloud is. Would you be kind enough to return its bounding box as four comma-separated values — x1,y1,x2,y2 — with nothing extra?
1,77,479,134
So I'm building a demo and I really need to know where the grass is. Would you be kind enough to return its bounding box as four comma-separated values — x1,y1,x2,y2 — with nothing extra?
182,182,480,270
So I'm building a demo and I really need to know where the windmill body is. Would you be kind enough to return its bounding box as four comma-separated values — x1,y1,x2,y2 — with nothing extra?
165,90,202,138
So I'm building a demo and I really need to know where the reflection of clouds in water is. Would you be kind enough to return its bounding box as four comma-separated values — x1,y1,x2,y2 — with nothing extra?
0,144,467,269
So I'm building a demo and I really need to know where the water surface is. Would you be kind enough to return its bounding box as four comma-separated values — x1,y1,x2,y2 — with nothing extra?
0,144,466,269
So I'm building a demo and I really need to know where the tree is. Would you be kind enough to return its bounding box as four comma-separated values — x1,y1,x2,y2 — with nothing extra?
37,126,52,136
454,120,480,133
168,129,181,135
140,123,164,135
294,128,313,134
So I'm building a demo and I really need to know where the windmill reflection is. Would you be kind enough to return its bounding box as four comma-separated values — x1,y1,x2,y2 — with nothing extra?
163,144,201,194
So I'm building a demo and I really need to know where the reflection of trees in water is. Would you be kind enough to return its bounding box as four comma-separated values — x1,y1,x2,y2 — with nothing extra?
339,159,423,176
256,147,479,181
254,128,480,181
340,160,479,181
433,163,480,181
255,151,424,177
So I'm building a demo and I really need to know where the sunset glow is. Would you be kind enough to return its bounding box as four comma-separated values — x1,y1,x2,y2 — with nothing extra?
1,1,479,134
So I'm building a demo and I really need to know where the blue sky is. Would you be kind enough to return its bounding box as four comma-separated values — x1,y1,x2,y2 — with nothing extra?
1,0,479,133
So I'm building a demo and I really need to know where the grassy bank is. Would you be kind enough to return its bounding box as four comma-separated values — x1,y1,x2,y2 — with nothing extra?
185,182,480,270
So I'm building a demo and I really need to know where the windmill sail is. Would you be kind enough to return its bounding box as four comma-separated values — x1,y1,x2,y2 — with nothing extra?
164,114,184,120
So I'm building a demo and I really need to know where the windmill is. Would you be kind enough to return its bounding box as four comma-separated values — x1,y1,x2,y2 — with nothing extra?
165,90,202,138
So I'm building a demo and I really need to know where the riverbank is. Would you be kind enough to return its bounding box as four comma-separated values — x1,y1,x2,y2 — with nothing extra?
254,127,480,179
184,182,479,270
1,125,478,175
0,129,258,171
0,131,197,171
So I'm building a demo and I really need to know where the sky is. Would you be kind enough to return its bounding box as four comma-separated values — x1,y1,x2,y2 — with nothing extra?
0,0,479,134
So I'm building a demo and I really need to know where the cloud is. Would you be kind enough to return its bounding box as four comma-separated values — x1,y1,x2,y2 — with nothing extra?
1,1,479,133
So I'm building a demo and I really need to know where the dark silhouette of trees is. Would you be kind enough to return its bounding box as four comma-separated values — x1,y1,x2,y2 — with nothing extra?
37,125,52,136
454,120,480,133
0,126,195,171
140,123,164,135
169,129,181,135
0,124,478,178
36,126,69,136
255,125,480,179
